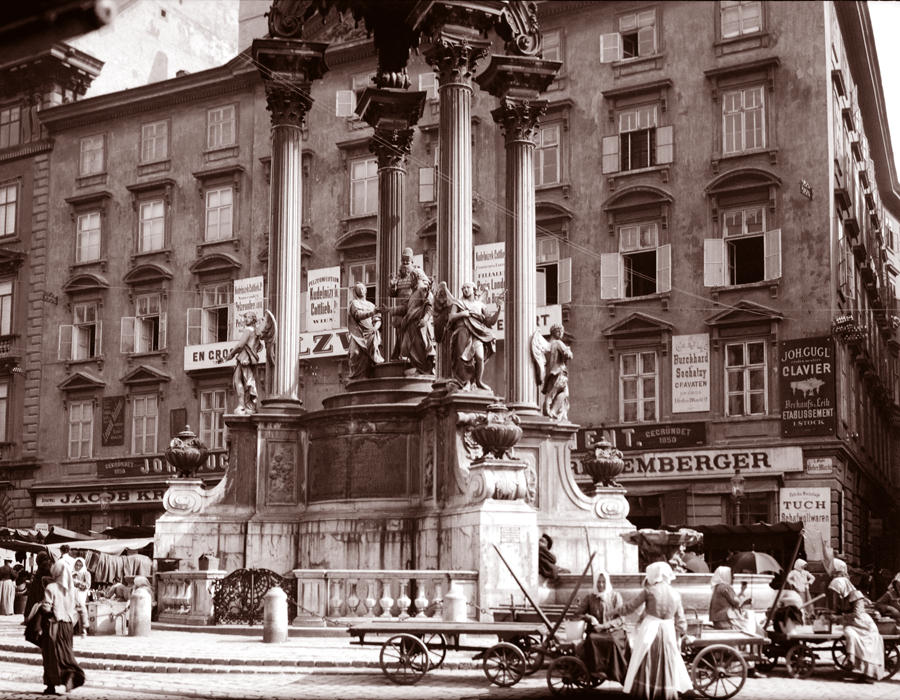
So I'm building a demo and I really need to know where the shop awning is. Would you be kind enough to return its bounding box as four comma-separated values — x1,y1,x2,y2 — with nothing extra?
47,538,153,557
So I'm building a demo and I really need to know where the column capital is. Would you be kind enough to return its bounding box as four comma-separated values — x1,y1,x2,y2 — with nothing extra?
475,53,561,101
491,97,547,145
370,126,416,170
252,38,329,127
358,87,426,170
422,36,491,87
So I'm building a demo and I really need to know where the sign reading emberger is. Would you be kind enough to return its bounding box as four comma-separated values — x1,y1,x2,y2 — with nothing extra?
619,446,803,479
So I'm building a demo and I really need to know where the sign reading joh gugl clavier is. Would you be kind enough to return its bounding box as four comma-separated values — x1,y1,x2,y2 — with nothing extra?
779,336,836,437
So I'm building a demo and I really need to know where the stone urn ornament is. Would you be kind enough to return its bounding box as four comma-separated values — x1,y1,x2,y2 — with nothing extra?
470,403,523,461
165,425,210,478
582,438,625,489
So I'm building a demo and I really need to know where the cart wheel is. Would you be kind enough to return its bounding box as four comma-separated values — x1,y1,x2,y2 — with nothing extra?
482,642,526,687
547,655,590,696
885,642,900,680
379,633,429,685
831,639,852,672
509,634,545,675
419,632,447,669
785,643,816,679
755,643,779,672
690,644,747,700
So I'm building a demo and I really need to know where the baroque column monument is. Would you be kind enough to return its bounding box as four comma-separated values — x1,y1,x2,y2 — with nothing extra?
156,0,636,618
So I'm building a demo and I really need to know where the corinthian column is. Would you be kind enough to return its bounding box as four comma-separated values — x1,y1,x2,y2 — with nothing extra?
358,85,426,364
252,38,327,407
477,55,559,411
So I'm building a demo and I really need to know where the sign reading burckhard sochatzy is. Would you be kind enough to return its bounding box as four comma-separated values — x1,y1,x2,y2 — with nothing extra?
671,333,710,413
779,336,836,437
101,396,125,446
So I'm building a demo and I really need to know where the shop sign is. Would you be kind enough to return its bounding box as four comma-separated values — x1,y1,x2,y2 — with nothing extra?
306,266,341,331
779,486,830,560
98,452,227,479
779,337,836,437
183,341,266,371
619,446,803,480
299,329,350,358
232,276,264,339
35,488,167,508
805,456,834,475
101,396,125,446
671,333,710,413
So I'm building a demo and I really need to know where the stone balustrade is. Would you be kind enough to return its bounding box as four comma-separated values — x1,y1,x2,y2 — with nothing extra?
156,569,227,625
290,569,479,624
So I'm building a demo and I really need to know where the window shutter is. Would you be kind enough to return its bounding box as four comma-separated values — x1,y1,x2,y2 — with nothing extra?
656,125,674,164
536,268,547,306
638,26,655,56
600,33,621,63
300,290,308,332
600,252,623,299
601,135,620,174
656,244,671,293
58,325,73,361
704,238,726,287
186,308,202,346
95,320,102,357
764,228,782,280
339,287,349,328
120,317,135,354
335,90,356,117
557,257,572,304
158,311,167,350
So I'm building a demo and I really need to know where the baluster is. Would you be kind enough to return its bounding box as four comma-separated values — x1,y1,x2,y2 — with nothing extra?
414,579,429,617
432,581,444,619
347,578,360,616
363,578,376,618
396,581,411,619
379,579,394,618
328,578,342,618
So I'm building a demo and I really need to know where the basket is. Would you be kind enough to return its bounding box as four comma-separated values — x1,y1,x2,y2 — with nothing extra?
876,620,898,635
812,612,832,634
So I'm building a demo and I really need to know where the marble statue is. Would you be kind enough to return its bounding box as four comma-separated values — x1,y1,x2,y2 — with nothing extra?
435,281,500,391
347,282,384,379
219,311,262,414
531,323,572,421
388,247,435,374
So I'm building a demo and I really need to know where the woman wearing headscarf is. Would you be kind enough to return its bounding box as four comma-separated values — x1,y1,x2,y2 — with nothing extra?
874,573,900,622
0,558,15,614
785,559,816,620
571,569,629,683
829,558,885,682
71,557,91,636
611,562,692,700
24,552,53,623
708,565,765,676
40,561,86,695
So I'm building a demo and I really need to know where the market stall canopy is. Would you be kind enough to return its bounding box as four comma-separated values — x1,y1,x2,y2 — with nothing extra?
46,537,153,557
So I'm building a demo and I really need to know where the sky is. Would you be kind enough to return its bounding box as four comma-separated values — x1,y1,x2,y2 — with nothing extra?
869,1,900,174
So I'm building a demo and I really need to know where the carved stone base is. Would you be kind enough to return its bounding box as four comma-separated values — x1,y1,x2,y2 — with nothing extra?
468,458,528,502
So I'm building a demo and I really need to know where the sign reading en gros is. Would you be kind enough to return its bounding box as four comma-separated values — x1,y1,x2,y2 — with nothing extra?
619,446,803,479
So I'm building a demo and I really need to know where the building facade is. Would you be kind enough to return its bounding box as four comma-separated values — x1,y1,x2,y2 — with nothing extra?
15,1,900,569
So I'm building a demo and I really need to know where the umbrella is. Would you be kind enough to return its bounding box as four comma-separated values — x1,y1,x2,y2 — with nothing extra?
728,551,782,574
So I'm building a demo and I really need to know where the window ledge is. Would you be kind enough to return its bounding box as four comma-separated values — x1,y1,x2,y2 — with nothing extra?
76,172,108,188
138,159,171,177
70,258,108,273
204,145,238,163
606,291,671,315
709,278,779,301
536,182,571,199
64,356,104,372
612,53,665,78
197,237,241,254
0,236,21,245
126,350,169,364
131,248,173,265
340,213,376,233
711,148,778,173
714,31,770,56
607,165,670,190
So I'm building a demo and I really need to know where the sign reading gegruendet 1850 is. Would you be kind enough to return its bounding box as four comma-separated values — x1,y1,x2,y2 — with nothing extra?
779,336,836,437
101,396,125,446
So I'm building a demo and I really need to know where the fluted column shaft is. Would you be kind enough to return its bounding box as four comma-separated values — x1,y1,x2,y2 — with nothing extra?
376,148,406,361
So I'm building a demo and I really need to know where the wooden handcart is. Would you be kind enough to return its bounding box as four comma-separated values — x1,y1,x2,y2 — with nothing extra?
782,628,900,679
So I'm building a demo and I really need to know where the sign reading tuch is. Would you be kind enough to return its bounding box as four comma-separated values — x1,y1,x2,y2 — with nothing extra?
779,337,836,437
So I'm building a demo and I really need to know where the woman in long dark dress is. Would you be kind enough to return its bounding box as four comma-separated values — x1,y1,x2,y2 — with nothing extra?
40,561,86,695
24,552,52,622
829,558,885,682
571,569,630,683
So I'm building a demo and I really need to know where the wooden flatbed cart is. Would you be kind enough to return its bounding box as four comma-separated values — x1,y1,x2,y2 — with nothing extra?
348,619,546,686
781,629,900,679
547,628,769,699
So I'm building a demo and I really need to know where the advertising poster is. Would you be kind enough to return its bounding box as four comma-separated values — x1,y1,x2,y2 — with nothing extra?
232,276,265,338
306,266,341,331
672,333,710,413
779,486,831,560
474,242,505,305
101,396,125,446
780,336,836,437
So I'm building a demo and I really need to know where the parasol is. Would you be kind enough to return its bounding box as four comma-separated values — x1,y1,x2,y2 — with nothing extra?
620,528,704,564
728,550,782,574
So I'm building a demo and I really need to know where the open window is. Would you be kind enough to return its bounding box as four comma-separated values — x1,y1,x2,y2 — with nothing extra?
336,73,371,118
186,282,233,345
59,301,102,361
536,236,571,306
121,293,167,354
602,103,673,175
600,8,658,62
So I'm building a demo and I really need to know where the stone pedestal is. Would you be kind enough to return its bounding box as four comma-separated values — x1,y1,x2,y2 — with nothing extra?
157,569,227,625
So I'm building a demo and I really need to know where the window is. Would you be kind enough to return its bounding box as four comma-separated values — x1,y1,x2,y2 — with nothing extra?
121,293,166,354
0,380,6,442
75,211,101,263
0,106,20,149
535,237,572,306
542,29,563,91
419,146,438,204
620,350,657,422
349,261,376,304
704,206,780,286
350,157,377,216
602,106,673,175
725,340,767,416
207,105,235,149
720,1,762,39
534,124,560,187
187,282,233,345
131,394,158,455
418,72,438,100
600,224,671,299
140,120,168,162
138,199,165,252
58,302,102,360
600,9,657,62
199,389,226,450
67,400,93,459
722,86,765,154
204,186,233,241
335,74,370,118
79,135,105,176
0,280,11,335
0,181,15,237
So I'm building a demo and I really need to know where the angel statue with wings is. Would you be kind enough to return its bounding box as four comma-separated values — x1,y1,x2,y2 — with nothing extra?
218,309,276,413
531,323,573,421
434,281,502,391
